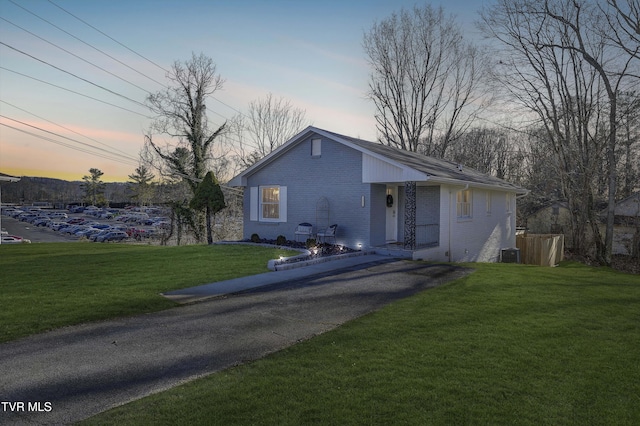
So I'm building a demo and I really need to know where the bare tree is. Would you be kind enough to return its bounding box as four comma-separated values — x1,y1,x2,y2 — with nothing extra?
539,0,638,264
234,93,309,168
144,53,228,242
145,53,226,194
363,4,490,154
602,0,640,62
481,0,639,264
617,91,640,197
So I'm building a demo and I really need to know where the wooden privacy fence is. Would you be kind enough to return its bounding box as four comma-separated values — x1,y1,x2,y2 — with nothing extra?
516,234,565,266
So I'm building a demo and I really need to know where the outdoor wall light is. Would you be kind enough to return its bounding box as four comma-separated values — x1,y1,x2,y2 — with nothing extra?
361,195,365,208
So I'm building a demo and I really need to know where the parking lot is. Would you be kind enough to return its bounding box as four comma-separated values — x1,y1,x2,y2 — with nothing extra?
1,206,169,244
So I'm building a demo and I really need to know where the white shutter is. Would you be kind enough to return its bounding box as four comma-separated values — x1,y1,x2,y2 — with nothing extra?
279,186,287,222
250,187,258,221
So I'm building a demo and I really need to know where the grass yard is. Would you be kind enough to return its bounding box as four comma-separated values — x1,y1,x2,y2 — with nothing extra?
83,262,640,425
0,243,298,343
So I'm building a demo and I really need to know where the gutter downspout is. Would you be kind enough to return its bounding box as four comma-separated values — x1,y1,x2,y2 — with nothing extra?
449,184,468,262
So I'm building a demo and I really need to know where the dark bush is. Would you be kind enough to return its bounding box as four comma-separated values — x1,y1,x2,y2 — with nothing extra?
305,238,317,248
250,233,260,243
276,235,287,246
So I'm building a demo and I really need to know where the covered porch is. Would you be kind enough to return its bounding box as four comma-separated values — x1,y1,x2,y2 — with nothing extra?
373,181,441,257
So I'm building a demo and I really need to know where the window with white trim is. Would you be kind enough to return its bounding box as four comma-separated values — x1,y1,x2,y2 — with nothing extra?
250,186,287,222
457,189,472,219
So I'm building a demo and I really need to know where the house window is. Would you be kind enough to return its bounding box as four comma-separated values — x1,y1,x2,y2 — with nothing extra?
457,189,472,219
311,138,321,157
250,186,287,222
261,186,280,220
486,192,492,215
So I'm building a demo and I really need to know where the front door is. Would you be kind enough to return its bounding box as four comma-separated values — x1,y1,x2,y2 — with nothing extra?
385,185,398,242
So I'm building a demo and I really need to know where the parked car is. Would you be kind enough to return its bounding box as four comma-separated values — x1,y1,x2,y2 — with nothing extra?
90,229,111,242
18,213,37,222
76,228,102,238
33,217,52,227
61,225,85,234
1,235,30,244
96,231,129,243
50,221,69,231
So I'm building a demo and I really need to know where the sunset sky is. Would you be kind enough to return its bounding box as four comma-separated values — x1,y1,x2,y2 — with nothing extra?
0,0,484,182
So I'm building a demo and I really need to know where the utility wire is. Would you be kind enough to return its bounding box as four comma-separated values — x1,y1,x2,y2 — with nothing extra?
47,0,247,118
47,0,169,76
0,66,152,118
0,16,154,97
8,0,167,89
0,41,148,110
0,100,137,160
0,115,139,165
4,1,264,156
0,123,138,166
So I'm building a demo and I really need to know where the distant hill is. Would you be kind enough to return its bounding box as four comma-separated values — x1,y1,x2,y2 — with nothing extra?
0,176,130,207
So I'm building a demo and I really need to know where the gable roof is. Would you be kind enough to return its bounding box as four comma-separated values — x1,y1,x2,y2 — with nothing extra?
613,192,640,217
230,126,528,194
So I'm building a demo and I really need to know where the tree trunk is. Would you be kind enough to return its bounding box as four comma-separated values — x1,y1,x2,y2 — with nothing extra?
205,205,213,245
603,97,617,265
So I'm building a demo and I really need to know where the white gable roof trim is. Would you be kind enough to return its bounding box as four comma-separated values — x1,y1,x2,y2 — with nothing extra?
362,152,427,183
229,126,528,194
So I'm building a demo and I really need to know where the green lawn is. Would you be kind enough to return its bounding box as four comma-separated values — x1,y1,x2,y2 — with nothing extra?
83,262,640,425
0,243,298,343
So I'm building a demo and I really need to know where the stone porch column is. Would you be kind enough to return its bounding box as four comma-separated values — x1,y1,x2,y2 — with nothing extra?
404,181,416,250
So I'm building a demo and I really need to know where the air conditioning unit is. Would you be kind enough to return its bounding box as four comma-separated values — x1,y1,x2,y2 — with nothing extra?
501,248,520,263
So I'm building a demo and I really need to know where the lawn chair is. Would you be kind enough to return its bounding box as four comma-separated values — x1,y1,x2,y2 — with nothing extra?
317,224,337,244
294,223,314,242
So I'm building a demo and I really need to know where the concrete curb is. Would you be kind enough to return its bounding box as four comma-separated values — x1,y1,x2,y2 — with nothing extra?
214,240,374,271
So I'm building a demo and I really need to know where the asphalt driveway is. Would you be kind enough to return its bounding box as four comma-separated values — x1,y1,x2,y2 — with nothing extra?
0,259,470,425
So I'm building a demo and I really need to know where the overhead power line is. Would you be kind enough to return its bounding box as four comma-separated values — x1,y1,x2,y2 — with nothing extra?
47,0,170,76
0,16,154,96
3,0,266,158
0,41,148,110
0,123,138,166
7,0,167,88
46,0,247,118
0,99,137,159
0,115,139,165
0,66,152,119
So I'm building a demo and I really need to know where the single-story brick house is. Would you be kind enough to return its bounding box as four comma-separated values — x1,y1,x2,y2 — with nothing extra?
229,126,528,262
